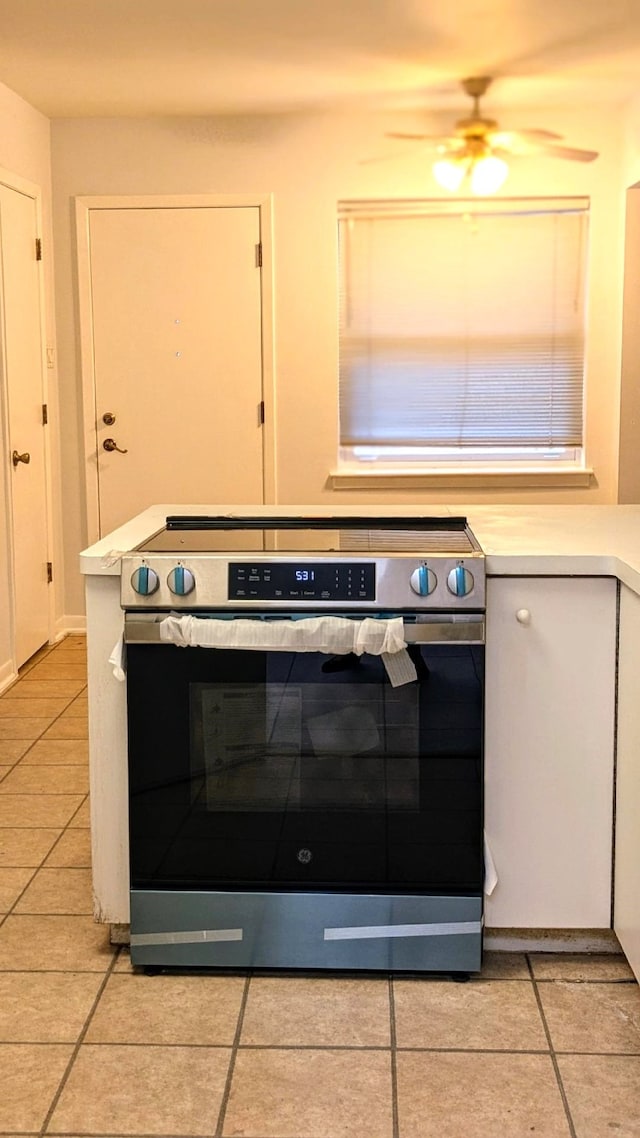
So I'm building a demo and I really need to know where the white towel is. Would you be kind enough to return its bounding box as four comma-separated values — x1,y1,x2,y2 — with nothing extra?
108,635,126,681
483,832,499,896
159,614,417,687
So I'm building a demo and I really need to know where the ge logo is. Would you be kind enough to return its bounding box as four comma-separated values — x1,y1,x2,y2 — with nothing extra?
297,848,313,864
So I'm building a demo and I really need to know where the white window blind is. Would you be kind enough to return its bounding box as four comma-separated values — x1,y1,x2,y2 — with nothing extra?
338,198,589,463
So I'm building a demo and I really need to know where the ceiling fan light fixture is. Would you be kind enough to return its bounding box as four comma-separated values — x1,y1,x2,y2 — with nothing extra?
470,153,509,195
432,156,467,192
432,149,509,195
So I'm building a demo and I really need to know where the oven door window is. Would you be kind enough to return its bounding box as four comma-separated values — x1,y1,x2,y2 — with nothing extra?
127,642,483,893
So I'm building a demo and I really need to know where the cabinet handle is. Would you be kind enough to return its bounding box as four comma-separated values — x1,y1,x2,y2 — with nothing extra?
516,609,531,625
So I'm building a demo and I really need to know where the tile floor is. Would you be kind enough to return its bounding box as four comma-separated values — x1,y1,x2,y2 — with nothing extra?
0,634,639,1137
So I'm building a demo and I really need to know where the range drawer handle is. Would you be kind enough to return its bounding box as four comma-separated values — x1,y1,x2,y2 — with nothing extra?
516,608,531,625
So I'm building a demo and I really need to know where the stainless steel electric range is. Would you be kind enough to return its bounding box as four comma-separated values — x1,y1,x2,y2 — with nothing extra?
121,515,486,973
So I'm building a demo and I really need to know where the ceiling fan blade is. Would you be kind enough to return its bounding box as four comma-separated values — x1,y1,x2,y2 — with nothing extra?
506,128,564,142
361,134,464,165
385,131,449,142
536,142,599,163
486,129,565,153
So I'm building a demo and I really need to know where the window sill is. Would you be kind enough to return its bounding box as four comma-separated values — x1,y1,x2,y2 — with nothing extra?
329,467,594,491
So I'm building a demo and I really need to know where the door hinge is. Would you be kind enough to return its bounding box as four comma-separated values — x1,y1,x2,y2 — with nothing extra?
42,403,48,425
46,562,53,584
255,242,262,268
35,237,42,261
259,400,265,425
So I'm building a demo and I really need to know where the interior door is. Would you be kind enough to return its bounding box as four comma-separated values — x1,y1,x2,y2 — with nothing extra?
0,181,49,666
87,206,265,537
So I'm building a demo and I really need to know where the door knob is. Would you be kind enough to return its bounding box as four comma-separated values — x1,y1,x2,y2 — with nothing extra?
103,438,128,454
102,412,116,425
12,450,30,467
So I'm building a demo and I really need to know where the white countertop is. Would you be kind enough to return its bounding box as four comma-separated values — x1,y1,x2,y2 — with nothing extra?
79,503,640,594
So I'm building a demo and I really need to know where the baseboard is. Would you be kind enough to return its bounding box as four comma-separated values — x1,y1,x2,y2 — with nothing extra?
57,615,87,637
0,658,17,694
484,928,622,954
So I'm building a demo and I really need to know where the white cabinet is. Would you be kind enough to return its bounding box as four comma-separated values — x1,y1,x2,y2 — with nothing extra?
484,576,617,929
614,584,640,977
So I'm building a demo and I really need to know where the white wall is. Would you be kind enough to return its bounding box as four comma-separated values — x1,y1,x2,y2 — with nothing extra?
51,102,628,616
623,93,640,185
0,81,60,679
613,93,640,500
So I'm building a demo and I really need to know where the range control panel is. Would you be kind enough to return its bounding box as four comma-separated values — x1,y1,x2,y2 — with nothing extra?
120,553,485,610
228,562,376,601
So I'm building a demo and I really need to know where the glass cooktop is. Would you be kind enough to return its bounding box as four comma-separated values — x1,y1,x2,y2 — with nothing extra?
136,516,480,555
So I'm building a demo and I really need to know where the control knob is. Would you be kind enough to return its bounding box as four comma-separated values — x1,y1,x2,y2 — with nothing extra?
130,565,159,596
167,565,196,596
447,564,474,597
409,565,437,596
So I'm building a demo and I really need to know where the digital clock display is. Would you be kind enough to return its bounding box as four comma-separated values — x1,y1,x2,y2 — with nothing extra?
228,562,375,601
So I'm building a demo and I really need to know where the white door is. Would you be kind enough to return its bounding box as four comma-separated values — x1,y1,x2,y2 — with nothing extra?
0,181,49,666
85,205,265,537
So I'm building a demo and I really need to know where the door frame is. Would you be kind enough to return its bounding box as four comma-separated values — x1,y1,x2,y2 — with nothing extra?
0,165,54,676
74,193,276,544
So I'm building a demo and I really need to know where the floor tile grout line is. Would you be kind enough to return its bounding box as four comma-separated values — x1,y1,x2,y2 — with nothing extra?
0,783,90,797
4,1037,621,1053
1,785,90,917
394,1044,640,1056
43,791,91,863
7,1128,273,1138
2,679,86,713
526,953,579,1138
15,678,87,741
1,676,87,693
0,667,87,771
534,977,636,985
388,974,400,1138
0,769,89,919
233,1043,558,1054
553,1048,640,1057
0,822,87,830
37,945,121,1137
2,864,40,917
12,684,88,758
213,971,252,1137
14,1134,336,1138
12,641,92,940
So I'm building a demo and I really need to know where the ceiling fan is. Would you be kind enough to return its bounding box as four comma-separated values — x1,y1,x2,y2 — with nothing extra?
386,77,599,194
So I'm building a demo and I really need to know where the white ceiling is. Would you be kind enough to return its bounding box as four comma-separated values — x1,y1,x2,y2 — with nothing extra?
0,0,639,118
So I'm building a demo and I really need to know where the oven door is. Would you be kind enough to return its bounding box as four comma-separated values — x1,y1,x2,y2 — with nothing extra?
124,611,484,969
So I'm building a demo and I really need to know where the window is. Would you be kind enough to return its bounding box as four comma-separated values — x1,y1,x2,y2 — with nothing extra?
337,198,589,475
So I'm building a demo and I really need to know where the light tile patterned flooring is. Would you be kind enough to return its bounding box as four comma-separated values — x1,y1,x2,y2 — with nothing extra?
0,635,639,1137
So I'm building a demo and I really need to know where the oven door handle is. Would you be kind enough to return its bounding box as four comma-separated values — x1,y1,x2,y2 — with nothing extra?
404,619,484,644
123,614,485,646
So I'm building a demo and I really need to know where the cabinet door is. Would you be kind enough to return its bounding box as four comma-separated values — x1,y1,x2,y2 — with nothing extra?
614,584,640,978
485,576,616,928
